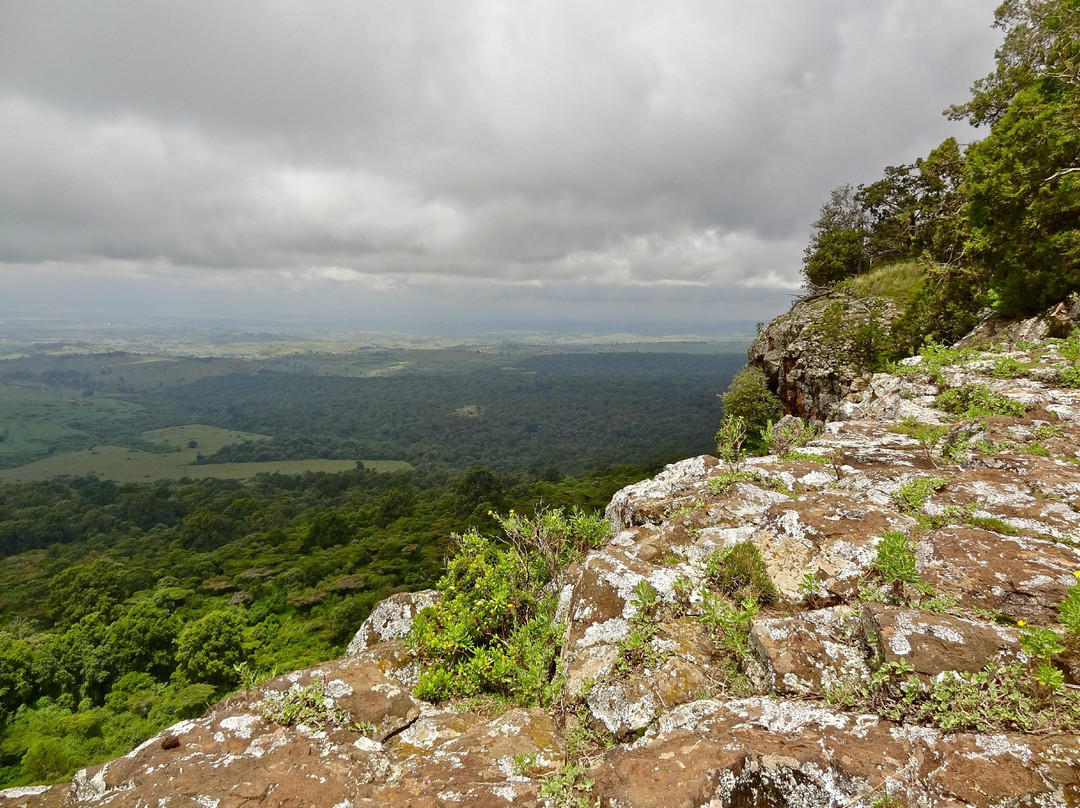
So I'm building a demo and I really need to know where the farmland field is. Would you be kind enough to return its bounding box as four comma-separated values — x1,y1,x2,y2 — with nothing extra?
0,423,410,483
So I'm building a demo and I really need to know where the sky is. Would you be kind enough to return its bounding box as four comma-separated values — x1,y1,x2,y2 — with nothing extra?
0,1,1002,334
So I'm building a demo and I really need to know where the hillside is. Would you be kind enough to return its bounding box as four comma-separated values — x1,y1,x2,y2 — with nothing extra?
7,309,1080,807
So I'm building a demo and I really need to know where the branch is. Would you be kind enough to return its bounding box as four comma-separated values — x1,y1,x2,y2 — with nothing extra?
1044,167,1080,184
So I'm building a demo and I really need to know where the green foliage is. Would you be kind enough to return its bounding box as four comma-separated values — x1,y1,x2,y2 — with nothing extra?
615,580,662,674
891,477,948,516
704,543,777,605
872,531,921,588
867,659,1080,733
841,261,925,305
260,680,352,731
719,367,782,455
1061,577,1080,635
714,416,748,469
537,762,599,808
176,610,249,691
806,298,894,375
410,508,607,707
936,384,1028,418
890,263,989,356
802,185,870,287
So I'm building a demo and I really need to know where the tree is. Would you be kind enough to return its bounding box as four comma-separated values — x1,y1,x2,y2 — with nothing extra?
802,185,870,287
48,559,131,626
953,0,1080,314
176,610,248,690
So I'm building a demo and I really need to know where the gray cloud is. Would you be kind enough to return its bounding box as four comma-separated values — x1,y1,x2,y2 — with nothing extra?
0,0,1000,329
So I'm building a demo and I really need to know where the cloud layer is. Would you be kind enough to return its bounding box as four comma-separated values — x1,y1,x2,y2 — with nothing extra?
0,1,1000,328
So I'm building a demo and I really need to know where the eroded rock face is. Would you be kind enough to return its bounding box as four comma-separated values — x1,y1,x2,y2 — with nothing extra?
748,292,899,420
12,321,1080,808
592,698,1080,808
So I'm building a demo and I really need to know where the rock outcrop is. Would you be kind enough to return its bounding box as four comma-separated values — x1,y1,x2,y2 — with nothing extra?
7,328,1080,807
747,291,899,420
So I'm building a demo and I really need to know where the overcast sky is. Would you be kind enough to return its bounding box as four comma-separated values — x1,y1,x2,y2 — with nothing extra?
0,1,1001,334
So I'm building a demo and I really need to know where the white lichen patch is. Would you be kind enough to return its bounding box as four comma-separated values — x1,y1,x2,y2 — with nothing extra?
324,678,353,699
969,734,1033,764
580,617,630,648
219,713,261,740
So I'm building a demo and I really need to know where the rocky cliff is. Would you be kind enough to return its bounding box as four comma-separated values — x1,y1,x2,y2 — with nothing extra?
5,326,1080,807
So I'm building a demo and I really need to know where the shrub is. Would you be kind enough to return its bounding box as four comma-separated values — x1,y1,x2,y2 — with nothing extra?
935,384,1027,418
872,531,921,588
410,509,608,706
720,367,782,454
704,543,776,605
891,476,948,515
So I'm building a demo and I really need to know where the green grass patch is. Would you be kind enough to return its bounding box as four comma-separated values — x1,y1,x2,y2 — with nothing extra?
841,260,925,306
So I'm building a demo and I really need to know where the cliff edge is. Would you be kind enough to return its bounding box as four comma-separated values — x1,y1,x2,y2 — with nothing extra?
5,325,1080,807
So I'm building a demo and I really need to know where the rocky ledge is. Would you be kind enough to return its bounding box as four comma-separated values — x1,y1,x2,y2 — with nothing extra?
6,334,1080,807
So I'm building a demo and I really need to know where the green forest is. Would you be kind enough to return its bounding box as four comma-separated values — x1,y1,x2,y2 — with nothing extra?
0,342,741,787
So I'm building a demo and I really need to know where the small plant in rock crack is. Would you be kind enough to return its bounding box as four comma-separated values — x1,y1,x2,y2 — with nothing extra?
715,414,748,470
890,417,949,467
891,476,947,516
260,679,352,731
871,531,925,602
1020,626,1066,691
537,761,600,808
615,579,662,674
798,572,828,605
704,543,777,605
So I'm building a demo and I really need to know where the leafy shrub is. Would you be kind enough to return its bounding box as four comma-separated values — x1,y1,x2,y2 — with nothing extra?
720,367,782,455
935,384,1027,418
410,509,609,706
715,415,748,469
872,531,921,588
704,543,776,605
891,476,948,515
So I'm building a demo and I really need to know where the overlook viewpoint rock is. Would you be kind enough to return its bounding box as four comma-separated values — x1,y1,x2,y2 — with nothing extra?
5,317,1080,807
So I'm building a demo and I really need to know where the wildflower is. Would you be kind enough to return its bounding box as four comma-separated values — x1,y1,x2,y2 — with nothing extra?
1074,570,1080,579
1017,620,1027,627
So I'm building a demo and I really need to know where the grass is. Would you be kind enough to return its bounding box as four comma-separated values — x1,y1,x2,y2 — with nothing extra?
841,260,925,306
0,385,141,458
0,424,411,483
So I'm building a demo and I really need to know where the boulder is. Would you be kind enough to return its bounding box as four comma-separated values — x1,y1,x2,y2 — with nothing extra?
861,603,1024,677
346,589,439,656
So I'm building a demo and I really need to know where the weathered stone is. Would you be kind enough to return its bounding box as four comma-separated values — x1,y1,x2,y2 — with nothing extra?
253,654,421,742
753,492,915,599
748,292,899,420
915,528,1080,624
605,455,717,527
591,698,1080,808
346,589,439,656
749,607,868,696
862,603,1024,677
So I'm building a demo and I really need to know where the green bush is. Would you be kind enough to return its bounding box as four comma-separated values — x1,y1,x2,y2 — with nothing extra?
720,367,782,455
704,543,776,605
935,384,1027,418
872,531,921,588
410,508,609,707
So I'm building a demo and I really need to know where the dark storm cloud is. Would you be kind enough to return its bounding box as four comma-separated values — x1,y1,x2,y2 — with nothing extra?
0,0,999,324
